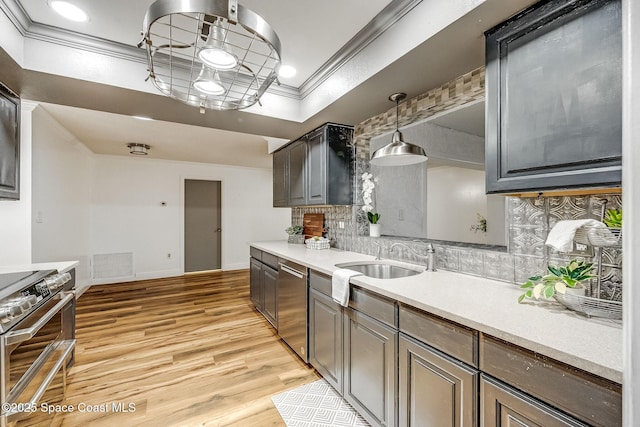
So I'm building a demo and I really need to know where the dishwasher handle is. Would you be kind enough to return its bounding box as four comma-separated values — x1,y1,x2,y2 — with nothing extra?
279,263,306,279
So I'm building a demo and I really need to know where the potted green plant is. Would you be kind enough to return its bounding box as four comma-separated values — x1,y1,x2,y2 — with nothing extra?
361,172,381,237
518,259,596,303
603,208,622,228
285,225,304,244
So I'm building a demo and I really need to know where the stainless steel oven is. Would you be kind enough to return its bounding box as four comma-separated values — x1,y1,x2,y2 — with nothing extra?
0,271,75,427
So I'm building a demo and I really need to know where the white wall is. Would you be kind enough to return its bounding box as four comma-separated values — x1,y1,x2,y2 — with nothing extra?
91,156,289,280
31,107,93,285
0,101,35,266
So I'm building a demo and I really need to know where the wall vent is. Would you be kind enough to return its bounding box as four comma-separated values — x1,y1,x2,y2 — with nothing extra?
92,252,134,280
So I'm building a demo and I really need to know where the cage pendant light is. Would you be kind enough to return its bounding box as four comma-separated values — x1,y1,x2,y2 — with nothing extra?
370,93,428,166
140,0,282,111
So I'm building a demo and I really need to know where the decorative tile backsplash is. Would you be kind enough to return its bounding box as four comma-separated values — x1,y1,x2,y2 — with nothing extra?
289,66,623,302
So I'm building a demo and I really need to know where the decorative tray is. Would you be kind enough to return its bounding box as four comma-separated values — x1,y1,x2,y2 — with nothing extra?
554,292,622,320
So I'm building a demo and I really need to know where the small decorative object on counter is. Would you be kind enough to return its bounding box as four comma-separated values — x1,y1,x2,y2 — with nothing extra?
518,259,595,303
361,172,381,237
285,225,305,244
305,236,330,250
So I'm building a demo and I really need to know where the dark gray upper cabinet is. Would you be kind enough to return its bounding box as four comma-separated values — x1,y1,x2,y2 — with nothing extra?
272,148,288,207
485,0,622,194
272,123,353,207
288,139,307,206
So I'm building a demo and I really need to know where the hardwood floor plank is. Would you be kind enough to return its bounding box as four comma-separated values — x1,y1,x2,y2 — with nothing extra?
60,270,319,426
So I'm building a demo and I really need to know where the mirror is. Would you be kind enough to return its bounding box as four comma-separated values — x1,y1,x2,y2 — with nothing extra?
369,99,507,246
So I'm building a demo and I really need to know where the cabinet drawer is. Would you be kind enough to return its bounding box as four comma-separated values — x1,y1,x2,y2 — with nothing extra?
249,247,262,261
261,252,279,270
349,287,396,328
480,334,621,427
309,270,332,296
399,305,478,367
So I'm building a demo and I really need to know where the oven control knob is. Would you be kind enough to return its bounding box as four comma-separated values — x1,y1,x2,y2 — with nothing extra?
6,297,31,311
26,295,38,306
0,308,12,323
0,303,23,318
44,272,72,291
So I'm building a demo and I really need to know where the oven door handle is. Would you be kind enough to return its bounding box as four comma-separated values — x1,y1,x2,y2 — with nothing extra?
4,292,74,346
4,340,76,422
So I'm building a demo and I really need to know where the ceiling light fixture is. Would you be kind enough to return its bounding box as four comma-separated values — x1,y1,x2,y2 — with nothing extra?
140,0,282,111
49,1,88,22
278,65,297,79
198,20,239,70
370,93,428,166
127,143,151,155
193,66,226,95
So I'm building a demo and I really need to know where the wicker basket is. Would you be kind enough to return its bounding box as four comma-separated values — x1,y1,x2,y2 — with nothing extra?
305,238,330,250
287,234,305,244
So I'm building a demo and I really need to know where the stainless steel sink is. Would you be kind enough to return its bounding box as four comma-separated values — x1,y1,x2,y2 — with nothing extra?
335,261,423,279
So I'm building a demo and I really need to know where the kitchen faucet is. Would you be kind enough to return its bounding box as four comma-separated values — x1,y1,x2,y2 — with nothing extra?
372,241,382,260
389,242,437,271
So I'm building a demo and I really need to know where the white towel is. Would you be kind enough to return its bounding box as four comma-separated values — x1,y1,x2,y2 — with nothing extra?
545,219,606,252
332,269,362,307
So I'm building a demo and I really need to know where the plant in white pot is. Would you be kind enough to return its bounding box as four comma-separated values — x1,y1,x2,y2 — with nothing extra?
518,259,596,303
361,172,381,237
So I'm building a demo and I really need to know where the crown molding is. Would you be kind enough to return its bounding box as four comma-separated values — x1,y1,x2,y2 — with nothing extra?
1,0,422,101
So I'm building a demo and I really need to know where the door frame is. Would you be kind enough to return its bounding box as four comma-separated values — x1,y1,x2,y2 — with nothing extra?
180,175,225,274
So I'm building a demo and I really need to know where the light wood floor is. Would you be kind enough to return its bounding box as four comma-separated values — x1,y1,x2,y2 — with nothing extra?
60,270,319,426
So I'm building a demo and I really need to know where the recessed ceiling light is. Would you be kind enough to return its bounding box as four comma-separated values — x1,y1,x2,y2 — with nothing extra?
278,65,297,79
49,1,89,22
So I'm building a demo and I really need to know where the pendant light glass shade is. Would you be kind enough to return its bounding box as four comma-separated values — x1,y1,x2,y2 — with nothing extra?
370,93,428,166
198,20,239,70
193,66,226,95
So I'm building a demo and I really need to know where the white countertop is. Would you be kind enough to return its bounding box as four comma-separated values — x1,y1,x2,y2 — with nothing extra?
252,241,622,384
0,261,79,275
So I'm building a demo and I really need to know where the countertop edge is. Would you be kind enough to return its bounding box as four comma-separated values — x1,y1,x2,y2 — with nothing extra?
250,241,622,384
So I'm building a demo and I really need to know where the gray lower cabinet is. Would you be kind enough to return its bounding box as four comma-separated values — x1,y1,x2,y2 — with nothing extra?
261,264,278,327
343,308,397,427
399,334,478,427
249,248,278,329
481,375,587,426
249,257,262,308
308,288,343,393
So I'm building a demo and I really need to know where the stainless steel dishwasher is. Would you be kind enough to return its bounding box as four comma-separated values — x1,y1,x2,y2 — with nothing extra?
277,259,308,362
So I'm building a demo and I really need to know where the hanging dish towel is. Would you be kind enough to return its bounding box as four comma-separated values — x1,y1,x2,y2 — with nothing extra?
332,269,362,307
545,219,607,252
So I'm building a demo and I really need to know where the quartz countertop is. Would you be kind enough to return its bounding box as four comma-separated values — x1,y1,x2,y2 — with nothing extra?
251,241,622,384
0,261,79,275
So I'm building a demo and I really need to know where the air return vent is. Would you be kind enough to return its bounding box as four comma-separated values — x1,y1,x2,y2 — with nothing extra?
92,252,134,280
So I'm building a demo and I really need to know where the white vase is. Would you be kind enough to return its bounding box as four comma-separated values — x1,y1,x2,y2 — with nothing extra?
369,223,381,237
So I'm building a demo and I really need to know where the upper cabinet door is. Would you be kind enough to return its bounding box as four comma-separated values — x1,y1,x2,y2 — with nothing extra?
272,148,288,207
306,129,326,205
288,139,308,205
485,0,622,194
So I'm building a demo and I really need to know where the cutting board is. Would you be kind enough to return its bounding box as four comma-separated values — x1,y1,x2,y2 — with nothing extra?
303,213,324,239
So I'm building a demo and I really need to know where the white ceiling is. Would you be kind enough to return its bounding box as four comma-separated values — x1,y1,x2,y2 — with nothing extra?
1,0,537,167
18,0,394,87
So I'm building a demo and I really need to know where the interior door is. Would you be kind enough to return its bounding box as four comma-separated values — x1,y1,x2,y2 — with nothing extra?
184,179,221,272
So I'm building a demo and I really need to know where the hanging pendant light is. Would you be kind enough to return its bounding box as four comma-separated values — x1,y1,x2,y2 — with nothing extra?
198,19,239,70
193,66,226,95
370,93,428,166
140,0,282,111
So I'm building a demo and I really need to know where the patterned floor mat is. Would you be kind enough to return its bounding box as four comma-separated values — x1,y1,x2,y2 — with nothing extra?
271,379,369,426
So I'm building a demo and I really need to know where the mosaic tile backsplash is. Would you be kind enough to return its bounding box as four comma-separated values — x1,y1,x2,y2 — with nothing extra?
289,66,623,302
